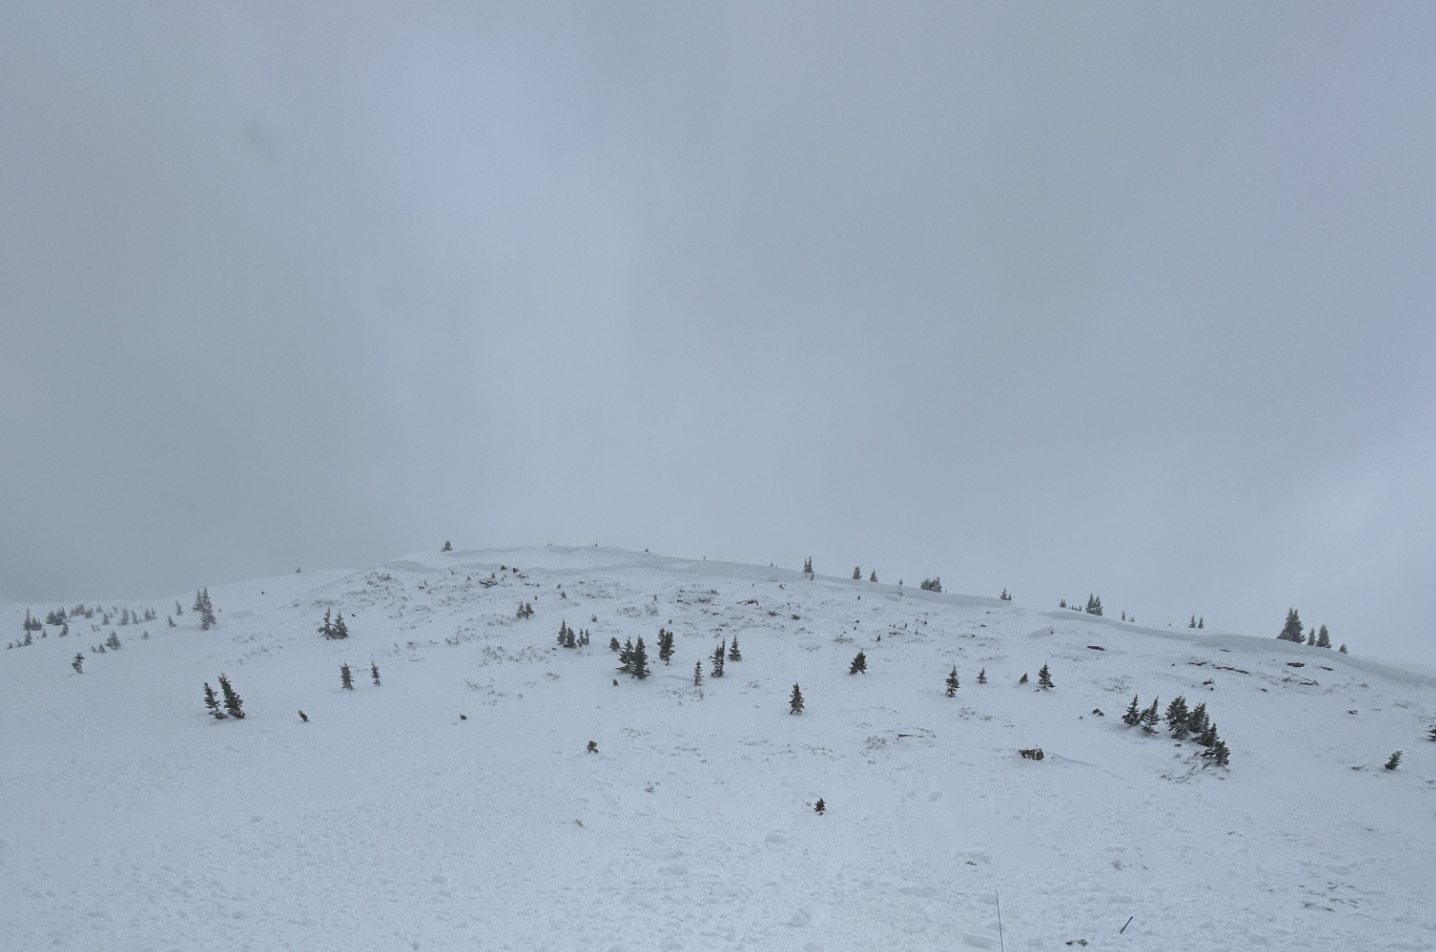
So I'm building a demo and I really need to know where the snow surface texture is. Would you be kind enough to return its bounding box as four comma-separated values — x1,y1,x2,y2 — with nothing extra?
3,546,1434,951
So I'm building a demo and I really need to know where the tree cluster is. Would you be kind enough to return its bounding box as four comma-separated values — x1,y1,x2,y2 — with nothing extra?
1122,693,1227,765
556,621,590,649
516,601,535,619
919,578,942,593
1188,615,1204,629
1085,595,1103,616
318,609,350,640
193,589,216,630
203,674,245,719
657,628,675,664
617,638,650,679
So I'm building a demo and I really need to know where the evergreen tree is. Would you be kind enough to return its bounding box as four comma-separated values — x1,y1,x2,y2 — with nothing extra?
204,683,226,719
849,650,867,675
1085,595,1103,616
1165,696,1190,738
105,631,121,650
618,639,635,674
1385,751,1402,770
789,683,804,714
1339,643,1347,653
610,636,622,652
1000,589,1011,601
340,663,354,690
1037,663,1053,689
197,589,216,630
711,642,725,678
371,662,381,686
218,673,245,718
1189,615,1197,628
580,628,589,646
693,660,703,687
1140,698,1160,733
1307,627,1316,646
728,636,741,662
920,577,942,592
853,566,862,580
1122,695,1142,726
1196,722,1219,749
1186,702,1209,738
441,540,452,552
318,609,332,638
72,653,84,674
977,667,987,685
1198,617,1204,629
1204,738,1230,767
1019,672,1028,684
869,570,877,582
1317,625,1331,648
331,612,348,639
658,628,674,665
631,637,650,680
945,666,960,697
814,798,825,814
1426,725,1436,742
1278,608,1304,642
175,600,184,616
167,616,175,628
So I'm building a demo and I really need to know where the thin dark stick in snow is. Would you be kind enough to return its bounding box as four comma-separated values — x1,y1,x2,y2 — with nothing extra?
996,891,1005,952
1120,915,1133,934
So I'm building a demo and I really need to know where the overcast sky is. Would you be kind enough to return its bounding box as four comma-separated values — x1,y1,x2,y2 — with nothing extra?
3,2,1434,665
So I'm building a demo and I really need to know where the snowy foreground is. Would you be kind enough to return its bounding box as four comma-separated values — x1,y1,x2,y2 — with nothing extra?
3,546,1434,952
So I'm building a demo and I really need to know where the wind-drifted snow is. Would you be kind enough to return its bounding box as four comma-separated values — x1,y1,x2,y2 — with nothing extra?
2,546,1433,950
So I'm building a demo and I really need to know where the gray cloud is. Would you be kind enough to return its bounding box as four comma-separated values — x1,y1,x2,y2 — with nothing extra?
3,3,1434,665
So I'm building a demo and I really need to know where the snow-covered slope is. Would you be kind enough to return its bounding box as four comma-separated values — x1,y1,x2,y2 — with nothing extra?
3,546,1433,951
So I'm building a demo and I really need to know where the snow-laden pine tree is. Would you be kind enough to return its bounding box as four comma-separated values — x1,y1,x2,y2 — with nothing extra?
728,636,741,661
945,667,960,697
789,683,804,714
340,664,353,690
1037,663,1053,689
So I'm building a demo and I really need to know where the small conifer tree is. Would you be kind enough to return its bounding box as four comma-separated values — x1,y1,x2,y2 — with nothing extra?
849,650,867,675
1316,625,1330,648
1122,695,1142,726
168,616,175,628
803,556,813,576
318,608,332,638
1085,594,1103,616
977,667,987,684
1428,725,1436,742
1187,702,1209,737
789,683,804,714
618,639,635,674
441,540,452,552
1140,698,1160,733
1278,608,1303,642
204,682,226,719
340,663,354,690
945,666,960,697
630,637,650,679
331,612,349,639
371,662,381,686
1385,751,1402,770
1019,672,1028,684
1198,617,1204,628
728,636,741,661
711,642,725,678
1196,722,1219,748
814,798,825,814
1204,738,1230,767
1165,696,1190,738
693,660,703,687
105,631,121,650
853,566,862,580
72,652,84,674
869,570,877,582
1339,643,1347,653
658,628,674,665
610,636,622,652
218,673,245,718
1307,628,1316,646
1037,663,1053,689
1189,615,1197,628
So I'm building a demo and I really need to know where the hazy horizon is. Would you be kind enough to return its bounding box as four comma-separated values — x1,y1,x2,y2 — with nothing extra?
3,3,1434,666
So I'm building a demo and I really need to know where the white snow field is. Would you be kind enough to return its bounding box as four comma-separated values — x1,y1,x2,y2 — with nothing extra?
3,546,1433,952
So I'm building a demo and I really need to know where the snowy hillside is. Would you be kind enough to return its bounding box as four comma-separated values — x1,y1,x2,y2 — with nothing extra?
3,546,1434,951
